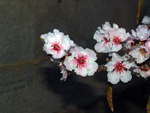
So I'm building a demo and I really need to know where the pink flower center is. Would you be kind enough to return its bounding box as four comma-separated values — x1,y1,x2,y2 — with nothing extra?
113,36,121,45
77,56,86,65
114,61,125,73
73,55,88,71
52,43,61,52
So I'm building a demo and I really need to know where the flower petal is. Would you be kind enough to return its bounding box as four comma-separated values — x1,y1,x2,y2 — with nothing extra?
107,72,120,84
120,71,132,83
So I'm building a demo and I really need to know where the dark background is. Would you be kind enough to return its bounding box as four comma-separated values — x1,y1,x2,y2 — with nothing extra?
0,0,150,113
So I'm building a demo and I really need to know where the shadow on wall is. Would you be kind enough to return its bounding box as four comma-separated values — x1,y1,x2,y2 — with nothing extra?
40,66,113,113
113,77,150,113
39,65,150,113
40,66,96,105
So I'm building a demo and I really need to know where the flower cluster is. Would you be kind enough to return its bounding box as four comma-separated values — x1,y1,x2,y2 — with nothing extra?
41,29,98,80
93,22,130,53
128,16,150,64
41,15,150,85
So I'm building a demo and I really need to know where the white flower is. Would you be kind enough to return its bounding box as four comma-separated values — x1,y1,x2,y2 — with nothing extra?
142,16,150,25
94,27,112,53
133,68,150,78
41,29,74,59
129,46,150,64
105,53,135,84
109,28,130,51
94,22,130,53
131,25,150,41
64,46,98,77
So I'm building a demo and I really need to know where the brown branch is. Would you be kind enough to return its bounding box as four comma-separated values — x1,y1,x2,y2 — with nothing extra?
97,65,106,72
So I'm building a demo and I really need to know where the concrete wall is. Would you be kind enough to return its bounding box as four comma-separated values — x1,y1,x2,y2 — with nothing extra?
0,0,149,113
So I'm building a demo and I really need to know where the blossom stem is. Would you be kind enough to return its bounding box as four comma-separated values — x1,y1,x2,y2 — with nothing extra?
97,65,106,72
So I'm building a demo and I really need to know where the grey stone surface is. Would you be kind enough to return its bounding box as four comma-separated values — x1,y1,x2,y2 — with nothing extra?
0,0,149,113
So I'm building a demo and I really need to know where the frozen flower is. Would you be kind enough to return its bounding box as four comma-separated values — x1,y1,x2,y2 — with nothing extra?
142,16,150,25
131,25,150,41
64,46,98,76
133,67,150,78
129,46,150,64
94,22,130,53
41,29,74,59
105,53,135,84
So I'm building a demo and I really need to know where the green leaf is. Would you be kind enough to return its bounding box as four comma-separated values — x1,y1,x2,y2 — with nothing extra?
40,38,45,42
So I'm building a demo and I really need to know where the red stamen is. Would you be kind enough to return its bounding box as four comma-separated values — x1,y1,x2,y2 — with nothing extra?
113,37,121,45
78,56,86,64
114,61,125,73
52,44,61,52
75,55,87,71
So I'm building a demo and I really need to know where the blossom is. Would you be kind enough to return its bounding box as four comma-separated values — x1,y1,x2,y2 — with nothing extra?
131,25,150,41
94,26,112,53
105,53,135,84
41,29,74,59
129,46,150,64
94,22,130,53
64,46,98,76
133,67,150,78
109,27,130,52
142,16,150,25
